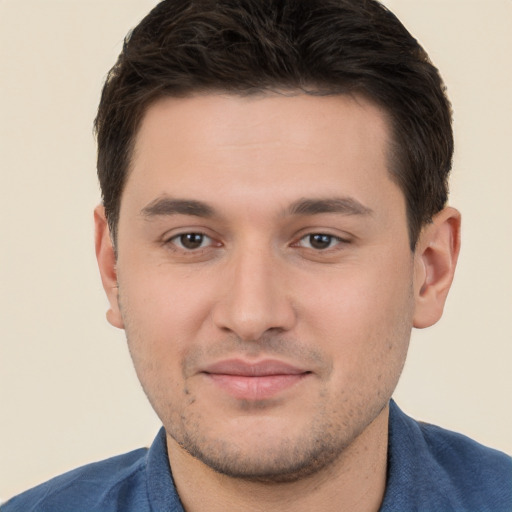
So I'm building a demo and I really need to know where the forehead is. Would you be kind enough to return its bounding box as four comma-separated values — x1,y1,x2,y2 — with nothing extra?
134,92,390,157
123,92,402,219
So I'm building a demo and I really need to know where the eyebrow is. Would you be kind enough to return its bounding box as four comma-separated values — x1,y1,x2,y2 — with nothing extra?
287,197,373,217
140,197,215,218
140,195,373,220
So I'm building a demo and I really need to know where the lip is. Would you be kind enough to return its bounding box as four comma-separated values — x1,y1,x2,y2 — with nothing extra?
201,359,311,400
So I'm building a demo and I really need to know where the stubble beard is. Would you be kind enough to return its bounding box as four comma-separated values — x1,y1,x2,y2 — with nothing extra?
161,390,390,484
118,291,408,485
171,413,348,484
123,327,397,485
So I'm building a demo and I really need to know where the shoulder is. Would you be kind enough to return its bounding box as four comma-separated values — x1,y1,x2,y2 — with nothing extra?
385,401,512,512
1,448,149,512
419,419,511,474
419,420,512,506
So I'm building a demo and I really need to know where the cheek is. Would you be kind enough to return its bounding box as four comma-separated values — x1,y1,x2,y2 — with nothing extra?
299,254,413,322
117,276,194,426
116,264,224,398
116,275,184,372
296,257,414,377
119,262,213,335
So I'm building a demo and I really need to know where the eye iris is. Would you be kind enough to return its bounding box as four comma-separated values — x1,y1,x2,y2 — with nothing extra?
309,234,332,249
180,233,204,249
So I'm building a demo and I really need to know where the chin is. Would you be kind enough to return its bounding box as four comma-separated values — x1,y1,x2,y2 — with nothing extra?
168,414,356,483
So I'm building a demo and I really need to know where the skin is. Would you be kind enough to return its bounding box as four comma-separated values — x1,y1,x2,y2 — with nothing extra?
96,93,460,511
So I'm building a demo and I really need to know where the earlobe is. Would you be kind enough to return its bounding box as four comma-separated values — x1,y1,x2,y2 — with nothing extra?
413,207,461,329
94,205,124,329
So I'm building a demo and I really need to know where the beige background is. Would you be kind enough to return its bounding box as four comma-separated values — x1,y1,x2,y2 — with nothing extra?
1,0,511,501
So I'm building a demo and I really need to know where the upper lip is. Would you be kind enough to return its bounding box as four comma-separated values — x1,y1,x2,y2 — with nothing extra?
202,359,309,377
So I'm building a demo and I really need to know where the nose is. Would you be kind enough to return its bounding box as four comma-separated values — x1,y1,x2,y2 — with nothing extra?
212,245,297,341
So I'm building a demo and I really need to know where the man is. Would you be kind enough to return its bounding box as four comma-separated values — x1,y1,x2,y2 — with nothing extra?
3,0,511,510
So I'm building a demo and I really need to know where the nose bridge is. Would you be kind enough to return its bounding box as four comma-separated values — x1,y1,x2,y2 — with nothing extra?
213,239,295,340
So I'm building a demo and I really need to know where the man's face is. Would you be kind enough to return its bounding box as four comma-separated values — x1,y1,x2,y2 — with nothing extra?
108,93,422,481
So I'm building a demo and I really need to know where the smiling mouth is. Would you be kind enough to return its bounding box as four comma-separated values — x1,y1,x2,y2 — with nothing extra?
201,359,311,400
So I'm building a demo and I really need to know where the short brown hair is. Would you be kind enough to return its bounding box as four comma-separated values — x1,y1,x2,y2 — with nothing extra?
95,0,452,249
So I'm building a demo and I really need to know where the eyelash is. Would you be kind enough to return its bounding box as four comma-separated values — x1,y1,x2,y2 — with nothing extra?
294,233,349,251
164,232,349,253
167,232,217,251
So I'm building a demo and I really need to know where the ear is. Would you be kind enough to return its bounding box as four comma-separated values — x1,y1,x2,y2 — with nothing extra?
413,207,461,329
94,205,124,329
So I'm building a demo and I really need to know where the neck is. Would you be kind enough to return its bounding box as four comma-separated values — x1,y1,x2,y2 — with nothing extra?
167,406,389,512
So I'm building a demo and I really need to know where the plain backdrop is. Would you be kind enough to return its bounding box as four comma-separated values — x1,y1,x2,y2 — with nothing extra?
1,0,511,501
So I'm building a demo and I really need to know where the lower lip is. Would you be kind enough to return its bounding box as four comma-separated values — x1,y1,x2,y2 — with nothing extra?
205,373,309,400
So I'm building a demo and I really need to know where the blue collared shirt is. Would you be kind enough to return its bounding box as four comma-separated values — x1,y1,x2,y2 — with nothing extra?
3,401,511,511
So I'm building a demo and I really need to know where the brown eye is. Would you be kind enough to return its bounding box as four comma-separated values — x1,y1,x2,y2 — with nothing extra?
175,233,209,250
308,234,335,250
